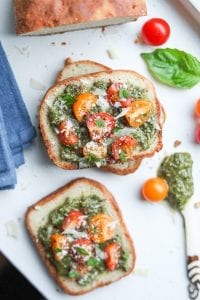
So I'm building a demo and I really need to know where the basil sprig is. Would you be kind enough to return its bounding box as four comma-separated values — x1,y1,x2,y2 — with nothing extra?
141,48,200,89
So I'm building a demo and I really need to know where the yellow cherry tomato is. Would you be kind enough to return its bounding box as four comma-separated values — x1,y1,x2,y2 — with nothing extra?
142,177,169,202
73,92,97,122
125,100,152,127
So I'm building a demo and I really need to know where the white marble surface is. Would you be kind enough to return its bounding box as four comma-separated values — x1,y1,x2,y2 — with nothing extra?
0,1,200,299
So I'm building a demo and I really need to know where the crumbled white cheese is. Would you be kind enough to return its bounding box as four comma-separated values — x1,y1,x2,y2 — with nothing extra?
106,49,118,59
62,229,89,239
5,220,19,239
134,267,149,276
30,78,46,91
115,107,130,120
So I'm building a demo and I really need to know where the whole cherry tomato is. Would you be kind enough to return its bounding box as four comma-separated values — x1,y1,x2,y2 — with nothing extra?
141,18,170,46
142,177,169,202
194,98,200,118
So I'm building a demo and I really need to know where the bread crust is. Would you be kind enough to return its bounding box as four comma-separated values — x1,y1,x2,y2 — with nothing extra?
25,177,136,295
13,0,147,35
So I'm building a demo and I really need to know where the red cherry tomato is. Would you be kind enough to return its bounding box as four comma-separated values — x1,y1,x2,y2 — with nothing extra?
86,112,115,141
104,243,121,271
141,18,170,46
62,210,85,231
58,120,78,146
111,136,138,161
107,83,131,108
194,98,200,118
142,177,169,202
195,124,200,144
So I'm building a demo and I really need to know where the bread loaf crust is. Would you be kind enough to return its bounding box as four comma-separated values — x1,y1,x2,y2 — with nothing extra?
13,0,147,35
25,177,136,295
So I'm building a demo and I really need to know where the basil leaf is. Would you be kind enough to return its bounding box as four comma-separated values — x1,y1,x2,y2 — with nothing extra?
68,270,79,278
141,48,200,89
87,257,99,267
119,88,129,98
76,247,89,256
60,93,75,105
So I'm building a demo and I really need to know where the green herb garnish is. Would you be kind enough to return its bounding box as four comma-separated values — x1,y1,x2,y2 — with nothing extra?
76,247,89,256
68,270,79,278
96,118,105,127
87,257,99,267
119,88,129,98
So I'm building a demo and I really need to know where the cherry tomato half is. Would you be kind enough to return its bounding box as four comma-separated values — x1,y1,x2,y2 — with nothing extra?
89,213,115,243
111,136,138,161
194,98,200,118
142,177,169,202
86,112,115,141
57,120,78,146
107,83,131,108
62,210,85,231
104,242,121,271
195,124,200,144
141,18,170,46
73,92,97,122
125,100,152,127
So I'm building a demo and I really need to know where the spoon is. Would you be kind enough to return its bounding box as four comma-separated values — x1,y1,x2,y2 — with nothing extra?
182,201,200,299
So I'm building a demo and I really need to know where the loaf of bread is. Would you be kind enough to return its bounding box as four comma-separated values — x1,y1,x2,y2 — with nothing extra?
13,0,147,35
56,57,143,175
39,69,164,171
25,177,136,295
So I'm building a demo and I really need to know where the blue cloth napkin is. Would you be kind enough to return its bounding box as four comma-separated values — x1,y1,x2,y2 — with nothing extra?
0,42,37,189
0,107,17,189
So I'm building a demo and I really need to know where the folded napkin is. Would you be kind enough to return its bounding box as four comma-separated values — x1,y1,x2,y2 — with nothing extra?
0,107,17,189
0,42,37,189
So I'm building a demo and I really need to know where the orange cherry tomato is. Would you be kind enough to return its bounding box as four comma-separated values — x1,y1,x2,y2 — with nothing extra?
107,83,131,108
62,210,85,231
89,213,115,243
104,242,121,271
111,136,138,161
142,177,169,202
57,120,78,146
50,233,69,261
125,100,152,127
194,98,200,118
73,92,97,122
86,112,115,141
195,124,200,144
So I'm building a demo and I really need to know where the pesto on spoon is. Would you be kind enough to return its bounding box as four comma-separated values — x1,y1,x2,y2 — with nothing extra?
158,152,200,300
158,152,194,211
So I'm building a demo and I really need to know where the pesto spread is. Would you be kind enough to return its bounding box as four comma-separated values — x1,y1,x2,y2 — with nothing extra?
48,79,159,168
158,152,194,211
38,195,129,286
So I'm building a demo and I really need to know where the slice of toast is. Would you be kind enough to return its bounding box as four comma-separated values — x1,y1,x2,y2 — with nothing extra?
40,69,163,170
25,177,136,295
56,58,142,175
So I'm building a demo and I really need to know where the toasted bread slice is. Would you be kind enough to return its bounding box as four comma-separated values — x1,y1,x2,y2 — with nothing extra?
13,0,146,35
25,177,136,295
40,69,163,170
56,57,112,83
56,58,142,175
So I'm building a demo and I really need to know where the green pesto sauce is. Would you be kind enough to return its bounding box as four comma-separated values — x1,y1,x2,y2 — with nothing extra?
158,152,194,211
48,81,158,166
38,195,129,286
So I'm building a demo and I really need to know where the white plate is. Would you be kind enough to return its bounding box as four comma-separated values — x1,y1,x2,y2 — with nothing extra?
0,1,200,300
